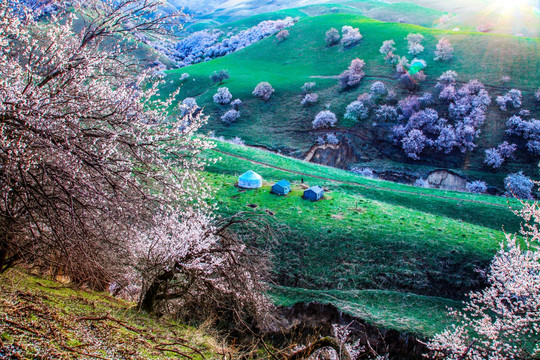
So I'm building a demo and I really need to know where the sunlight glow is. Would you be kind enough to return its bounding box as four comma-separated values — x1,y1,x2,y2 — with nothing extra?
492,0,533,13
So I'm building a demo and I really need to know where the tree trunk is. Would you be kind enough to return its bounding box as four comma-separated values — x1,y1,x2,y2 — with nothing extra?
288,337,352,360
139,268,176,313
0,216,18,273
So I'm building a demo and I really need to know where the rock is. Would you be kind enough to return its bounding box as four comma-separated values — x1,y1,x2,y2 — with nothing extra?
426,169,468,191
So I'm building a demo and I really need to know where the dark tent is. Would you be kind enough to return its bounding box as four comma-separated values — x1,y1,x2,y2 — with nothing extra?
271,180,291,195
303,186,324,201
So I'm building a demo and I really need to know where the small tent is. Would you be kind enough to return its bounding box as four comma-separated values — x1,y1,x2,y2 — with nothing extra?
238,170,263,189
303,186,324,201
271,180,291,195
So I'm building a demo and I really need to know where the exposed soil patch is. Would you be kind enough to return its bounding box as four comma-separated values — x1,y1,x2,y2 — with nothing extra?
270,302,427,360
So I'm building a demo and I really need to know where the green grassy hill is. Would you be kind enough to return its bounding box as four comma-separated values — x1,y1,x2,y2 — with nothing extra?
202,140,524,336
163,12,539,182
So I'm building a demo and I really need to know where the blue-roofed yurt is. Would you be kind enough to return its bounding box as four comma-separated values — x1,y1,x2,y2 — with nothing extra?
271,180,291,195
303,186,324,201
238,170,263,189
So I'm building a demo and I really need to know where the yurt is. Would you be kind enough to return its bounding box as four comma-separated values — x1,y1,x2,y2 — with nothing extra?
238,170,263,189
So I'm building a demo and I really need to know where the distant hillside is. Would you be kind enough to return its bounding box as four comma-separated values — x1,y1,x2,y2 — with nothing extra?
162,12,539,181
169,0,540,36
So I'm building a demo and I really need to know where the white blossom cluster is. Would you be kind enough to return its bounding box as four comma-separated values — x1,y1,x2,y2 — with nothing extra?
151,17,298,67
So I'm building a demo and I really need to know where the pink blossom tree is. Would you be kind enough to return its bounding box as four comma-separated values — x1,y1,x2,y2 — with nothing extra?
428,194,540,359
0,0,213,288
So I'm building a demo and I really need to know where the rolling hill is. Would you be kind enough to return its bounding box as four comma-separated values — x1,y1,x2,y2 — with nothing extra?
201,139,525,336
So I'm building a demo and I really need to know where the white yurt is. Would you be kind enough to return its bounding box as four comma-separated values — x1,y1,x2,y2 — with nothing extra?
238,170,263,189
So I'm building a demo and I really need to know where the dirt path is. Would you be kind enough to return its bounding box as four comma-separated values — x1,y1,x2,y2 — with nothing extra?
212,148,511,209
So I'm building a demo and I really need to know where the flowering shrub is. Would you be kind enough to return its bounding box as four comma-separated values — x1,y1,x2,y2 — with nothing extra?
338,58,365,89
252,82,275,100
340,25,362,47
406,33,424,55
231,98,243,110
496,89,522,111
313,110,337,129
210,70,229,84
345,101,370,121
325,28,340,46
301,93,319,106
466,180,487,193
213,87,232,104
434,38,453,61
484,141,516,168
221,109,241,123
505,172,534,199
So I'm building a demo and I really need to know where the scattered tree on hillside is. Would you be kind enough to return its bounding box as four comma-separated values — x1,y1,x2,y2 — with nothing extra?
325,28,340,46
252,82,275,100
496,89,522,111
0,0,215,285
375,105,398,123
231,98,243,110
345,101,370,121
408,42,424,55
210,69,230,84
434,38,453,61
213,87,232,104
428,192,540,359
221,109,241,123
535,89,540,103
370,81,388,101
406,33,424,55
180,73,190,81
301,93,319,106
466,180,487,194
379,39,396,62
483,141,516,168
338,58,365,89
340,26,362,48
276,29,289,41
505,172,534,199
313,110,337,129
501,75,511,84
302,82,316,94
395,56,410,74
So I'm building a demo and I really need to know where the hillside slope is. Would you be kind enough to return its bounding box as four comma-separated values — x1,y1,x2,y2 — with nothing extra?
202,140,524,335
0,270,225,359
